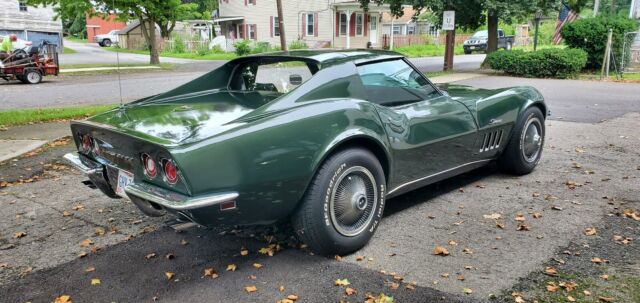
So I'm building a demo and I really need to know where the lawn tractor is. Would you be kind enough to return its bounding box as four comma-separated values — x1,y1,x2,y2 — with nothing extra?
0,42,59,84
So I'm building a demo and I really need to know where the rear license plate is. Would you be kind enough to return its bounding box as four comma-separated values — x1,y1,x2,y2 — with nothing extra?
470,46,475,50
115,169,134,198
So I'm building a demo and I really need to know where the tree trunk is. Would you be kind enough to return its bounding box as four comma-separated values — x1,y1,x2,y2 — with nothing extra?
139,17,160,65
486,12,499,54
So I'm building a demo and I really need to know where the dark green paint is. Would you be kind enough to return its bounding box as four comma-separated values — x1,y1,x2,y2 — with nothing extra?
70,50,546,227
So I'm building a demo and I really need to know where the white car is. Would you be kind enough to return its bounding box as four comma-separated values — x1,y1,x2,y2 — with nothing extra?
93,30,119,47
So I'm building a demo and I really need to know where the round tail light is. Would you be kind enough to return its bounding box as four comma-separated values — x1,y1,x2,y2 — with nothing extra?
162,159,178,185
82,134,92,152
141,154,157,178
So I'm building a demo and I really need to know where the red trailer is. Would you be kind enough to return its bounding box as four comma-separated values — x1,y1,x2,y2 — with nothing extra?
0,42,59,84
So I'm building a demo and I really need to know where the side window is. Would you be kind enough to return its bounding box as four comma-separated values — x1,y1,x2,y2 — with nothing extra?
230,60,314,94
357,60,439,107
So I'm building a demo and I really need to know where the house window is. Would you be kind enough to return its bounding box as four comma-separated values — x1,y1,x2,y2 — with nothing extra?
369,15,377,30
273,16,280,36
306,13,314,36
18,0,27,12
392,25,401,35
238,24,245,39
248,24,256,40
248,0,255,4
340,13,347,36
355,13,363,36
407,25,415,35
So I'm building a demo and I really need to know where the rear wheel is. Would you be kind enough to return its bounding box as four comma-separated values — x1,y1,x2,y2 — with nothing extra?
464,49,472,55
292,148,386,256
505,42,513,51
22,70,42,84
102,39,112,47
498,107,545,175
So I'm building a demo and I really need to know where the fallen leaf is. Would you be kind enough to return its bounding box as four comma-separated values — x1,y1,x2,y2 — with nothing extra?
463,288,473,294
584,227,597,236
145,253,157,259
448,240,458,246
91,278,101,286
515,214,526,222
405,283,416,290
226,264,237,272
240,249,249,256
433,246,450,256
72,204,84,211
551,205,563,211
279,286,285,292
584,290,592,296
180,239,188,246
345,287,356,295
457,274,465,281
165,272,175,280
462,248,473,254
591,257,604,264
253,263,263,269
78,252,88,258
122,235,134,242
517,224,531,231
356,256,365,261
94,228,105,236
483,213,502,220
204,267,216,277
440,273,449,278
533,213,543,219
79,239,93,247
62,211,72,217
248,274,257,280
334,278,351,286
334,255,342,261
546,282,559,292
244,285,257,293
287,294,299,301
568,295,576,302
85,267,96,273
598,296,614,302
560,281,578,292
600,274,609,281
544,267,558,276
515,296,526,303
12,232,26,239
54,295,72,303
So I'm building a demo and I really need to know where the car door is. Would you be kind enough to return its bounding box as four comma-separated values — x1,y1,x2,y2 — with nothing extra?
357,59,478,192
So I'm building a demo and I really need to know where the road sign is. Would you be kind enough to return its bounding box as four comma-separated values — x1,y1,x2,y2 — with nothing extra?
442,11,455,31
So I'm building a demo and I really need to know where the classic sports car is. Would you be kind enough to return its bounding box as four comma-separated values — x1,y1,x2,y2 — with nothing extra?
64,50,547,255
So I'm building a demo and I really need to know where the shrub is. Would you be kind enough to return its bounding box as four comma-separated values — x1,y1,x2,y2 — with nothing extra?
252,41,271,54
289,40,308,50
195,41,209,56
172,35,186,53
487,48,588,78
561,16,638,69
234,40,251,56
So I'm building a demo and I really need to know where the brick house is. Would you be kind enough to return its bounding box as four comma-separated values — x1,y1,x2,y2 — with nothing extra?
0,0,63,47
215,0,391,49
85,13,126,42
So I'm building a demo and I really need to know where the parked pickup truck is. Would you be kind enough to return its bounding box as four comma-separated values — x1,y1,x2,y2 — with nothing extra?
93,30,119,47
463,29,514,54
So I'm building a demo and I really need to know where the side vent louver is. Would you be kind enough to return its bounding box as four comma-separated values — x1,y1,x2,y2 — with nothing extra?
479,130,503,153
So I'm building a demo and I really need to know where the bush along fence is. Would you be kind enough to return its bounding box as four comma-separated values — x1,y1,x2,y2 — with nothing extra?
487,48,588,79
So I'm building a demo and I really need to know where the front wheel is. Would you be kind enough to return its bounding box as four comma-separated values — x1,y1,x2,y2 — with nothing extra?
464,49,472,55
22,70,42,84
505,42,513,51
292,148,386,256
498,107,545,175
102,39,112,47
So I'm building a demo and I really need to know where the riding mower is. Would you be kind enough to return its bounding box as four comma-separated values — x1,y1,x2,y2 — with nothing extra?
0,41,59,84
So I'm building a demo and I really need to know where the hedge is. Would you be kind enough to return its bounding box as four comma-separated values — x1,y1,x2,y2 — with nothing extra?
561,16,638,69
487,48,588,79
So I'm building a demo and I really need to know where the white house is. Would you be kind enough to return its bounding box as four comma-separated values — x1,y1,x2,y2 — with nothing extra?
0,0,63,47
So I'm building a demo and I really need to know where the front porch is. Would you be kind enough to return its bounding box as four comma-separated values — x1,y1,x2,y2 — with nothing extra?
331,2,389,49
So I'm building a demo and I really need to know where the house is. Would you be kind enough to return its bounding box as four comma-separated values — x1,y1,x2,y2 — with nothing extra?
0,0,63,48
214,0,393,49
116,20,161,50
380,6,436,37
85,13,126,42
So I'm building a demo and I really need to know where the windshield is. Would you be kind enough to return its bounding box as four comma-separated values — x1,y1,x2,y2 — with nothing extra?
471,30,488,39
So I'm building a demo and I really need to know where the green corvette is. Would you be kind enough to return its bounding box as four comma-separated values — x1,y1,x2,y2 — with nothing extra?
64,50,547,255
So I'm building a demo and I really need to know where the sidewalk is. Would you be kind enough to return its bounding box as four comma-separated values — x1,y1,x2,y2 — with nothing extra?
0,121,70,162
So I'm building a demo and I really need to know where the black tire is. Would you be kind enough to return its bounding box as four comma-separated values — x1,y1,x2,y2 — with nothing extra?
464,50,472,55
22,70,42,84
505,42,513,51
292,148,386,256
498,107,545,175
102,39,112,47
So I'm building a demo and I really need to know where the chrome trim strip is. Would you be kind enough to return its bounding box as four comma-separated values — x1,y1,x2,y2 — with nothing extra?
387,159,492,196
63,153,101,175
125,182,239,211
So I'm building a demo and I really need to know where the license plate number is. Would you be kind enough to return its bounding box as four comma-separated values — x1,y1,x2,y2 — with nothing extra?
115,169,134,198
470,46,475,49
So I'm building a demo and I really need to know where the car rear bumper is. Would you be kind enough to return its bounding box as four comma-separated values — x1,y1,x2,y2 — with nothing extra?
464,44,487,51
63,153,239,214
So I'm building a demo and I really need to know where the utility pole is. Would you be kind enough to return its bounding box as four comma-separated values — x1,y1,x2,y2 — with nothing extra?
442,10,456,71
631,0,638,18
276,0,287,51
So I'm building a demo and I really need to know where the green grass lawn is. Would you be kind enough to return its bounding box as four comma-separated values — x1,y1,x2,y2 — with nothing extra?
105,47,237,60
63,47,77,54
0,105,116,127
65,37,87,43
60,63,173,70
395,44,465,58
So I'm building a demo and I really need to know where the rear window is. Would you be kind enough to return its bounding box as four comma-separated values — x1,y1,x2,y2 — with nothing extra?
357,59,440,107
229,60,314,94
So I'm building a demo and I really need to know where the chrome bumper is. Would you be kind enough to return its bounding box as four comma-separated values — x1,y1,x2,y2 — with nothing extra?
63,153,238,211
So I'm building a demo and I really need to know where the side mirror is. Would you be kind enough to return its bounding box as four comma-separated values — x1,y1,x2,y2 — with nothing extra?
289,74,303,85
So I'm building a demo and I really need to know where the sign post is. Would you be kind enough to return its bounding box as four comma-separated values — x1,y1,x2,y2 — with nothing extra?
442,11,456,71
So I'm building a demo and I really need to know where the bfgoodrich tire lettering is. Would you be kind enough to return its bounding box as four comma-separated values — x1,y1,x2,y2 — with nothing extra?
498,107,545,175
293,148,385,256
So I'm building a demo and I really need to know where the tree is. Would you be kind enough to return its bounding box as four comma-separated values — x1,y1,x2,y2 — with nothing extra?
29,0,203,64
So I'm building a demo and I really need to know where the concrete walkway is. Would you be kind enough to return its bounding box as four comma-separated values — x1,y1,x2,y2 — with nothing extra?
0,122,70,163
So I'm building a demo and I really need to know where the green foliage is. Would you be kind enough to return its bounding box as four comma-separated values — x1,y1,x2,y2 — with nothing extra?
395,44,464,57
194,41,209,56
561,15,638,69
234,40,251,56
487,48,588,78
252,42,271,54
289,40,308,50
171,35,186,53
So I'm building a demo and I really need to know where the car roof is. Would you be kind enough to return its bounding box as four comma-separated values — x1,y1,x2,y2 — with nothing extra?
239,49,405,68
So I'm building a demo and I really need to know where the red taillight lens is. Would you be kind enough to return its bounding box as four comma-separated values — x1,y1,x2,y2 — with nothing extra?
141,154,157,178
82,134,92,151
162,159,178,185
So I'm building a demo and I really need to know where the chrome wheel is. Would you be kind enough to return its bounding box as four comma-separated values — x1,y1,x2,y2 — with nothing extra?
522,117,543,163
330,166,378,237
26,71,41,84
